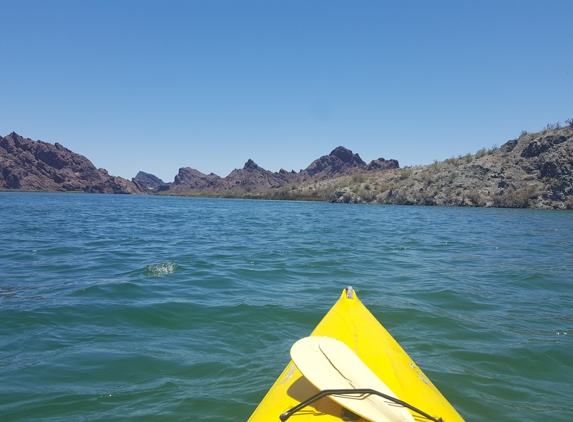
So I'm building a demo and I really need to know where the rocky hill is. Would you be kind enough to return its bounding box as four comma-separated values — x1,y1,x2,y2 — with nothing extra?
133,171,168,191
0,132,145,194
301,146,398,180
6,123,571,209
171,167,225,191
160,146,399,193
301,124,573,210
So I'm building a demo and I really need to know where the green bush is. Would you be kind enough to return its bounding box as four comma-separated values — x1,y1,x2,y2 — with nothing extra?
399,168,413,180
352,173,366,184
492,186,536,208
476,148,487,158
465,190,485,207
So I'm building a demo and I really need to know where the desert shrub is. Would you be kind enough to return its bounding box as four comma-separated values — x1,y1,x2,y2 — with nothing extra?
492,186,535,208
358,188,376,202
352,173,366,184
377,183,391,192
385,188,409,205
465,190,485,207
420,172,434,185
545,122,561,130
399,168,413,180
565,118,573,128
415,189,437,206
430,160,440,171
444,157,458,165
544,177,565,189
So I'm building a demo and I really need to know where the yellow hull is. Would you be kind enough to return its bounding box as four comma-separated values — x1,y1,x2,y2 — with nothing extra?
248,288,465,422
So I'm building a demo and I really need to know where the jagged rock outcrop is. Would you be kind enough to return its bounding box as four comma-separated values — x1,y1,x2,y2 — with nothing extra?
301,146,399,180
133,171,169,191
302,146,366,179
366,157,400,171
170,167,225,191
0,132,146,194
223,159,299,189
164,146,399,192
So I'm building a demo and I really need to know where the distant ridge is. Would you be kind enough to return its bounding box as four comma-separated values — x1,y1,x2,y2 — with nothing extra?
161,146,399,192
0,132,145,194
4,124,572,209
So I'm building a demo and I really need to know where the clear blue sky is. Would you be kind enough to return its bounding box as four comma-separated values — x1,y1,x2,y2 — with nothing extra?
2,0,572,182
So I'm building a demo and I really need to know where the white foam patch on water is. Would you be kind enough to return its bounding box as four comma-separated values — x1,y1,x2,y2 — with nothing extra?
146,261,178,277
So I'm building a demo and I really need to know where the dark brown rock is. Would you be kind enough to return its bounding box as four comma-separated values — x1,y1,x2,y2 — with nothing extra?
366,158,399,171
0,132,146,194
133,171,169,191
162,146,399,193
521,135,568,158
500,139,518,153
302,147,367,180
171,167,225,191
222,159,299,189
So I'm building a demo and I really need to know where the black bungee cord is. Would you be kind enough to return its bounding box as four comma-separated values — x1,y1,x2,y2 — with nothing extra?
279,388,443,422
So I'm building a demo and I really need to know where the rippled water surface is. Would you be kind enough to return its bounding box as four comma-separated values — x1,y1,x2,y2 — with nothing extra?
1,193,572,421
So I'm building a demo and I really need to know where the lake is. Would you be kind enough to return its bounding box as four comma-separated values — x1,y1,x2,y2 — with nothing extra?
1,192,572,421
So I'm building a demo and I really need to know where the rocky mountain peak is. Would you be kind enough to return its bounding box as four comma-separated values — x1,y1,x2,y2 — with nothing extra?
329,146,365,165
243,159,259,170
302,146,371,179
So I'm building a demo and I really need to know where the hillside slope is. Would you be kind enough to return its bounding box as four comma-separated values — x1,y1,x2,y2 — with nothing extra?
317,125,573,209
0,133,145,194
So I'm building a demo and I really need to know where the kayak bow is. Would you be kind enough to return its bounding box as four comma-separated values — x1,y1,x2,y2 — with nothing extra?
247,287,465,422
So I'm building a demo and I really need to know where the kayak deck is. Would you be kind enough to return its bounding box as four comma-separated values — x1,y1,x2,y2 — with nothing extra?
247,287,465,422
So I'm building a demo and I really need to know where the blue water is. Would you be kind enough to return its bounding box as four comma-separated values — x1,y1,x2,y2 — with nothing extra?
1,193,572,421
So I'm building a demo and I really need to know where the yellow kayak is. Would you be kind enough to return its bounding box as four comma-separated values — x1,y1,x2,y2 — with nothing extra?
247,287,465,422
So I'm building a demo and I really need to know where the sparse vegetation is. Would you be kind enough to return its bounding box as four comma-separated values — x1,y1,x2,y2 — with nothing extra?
546,122,561,130
492,185,537,208
158,120,572,210
465,190,485,207
399,168,413,180
352,173,366,184
476,147,487,158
